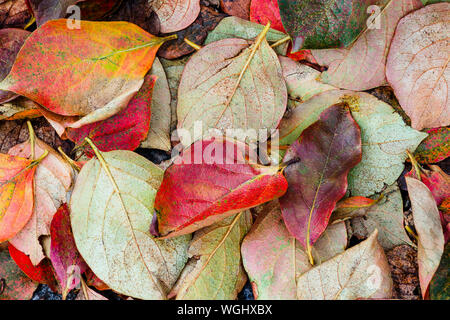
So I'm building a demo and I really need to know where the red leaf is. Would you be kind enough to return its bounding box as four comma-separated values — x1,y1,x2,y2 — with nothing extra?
66,74,156,157
8,243,58,291
152,138,288,238
279,103,362,263
50,204,88,298
414,127,449,164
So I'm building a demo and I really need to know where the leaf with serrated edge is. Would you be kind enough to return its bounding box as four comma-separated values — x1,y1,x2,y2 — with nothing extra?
70,149,190,299
170,211,252,299
296,230,393,299
406,177,444,298
241,201,346,299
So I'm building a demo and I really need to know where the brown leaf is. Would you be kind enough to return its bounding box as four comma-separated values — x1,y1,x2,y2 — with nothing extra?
220,0,250,20
0,0,31,28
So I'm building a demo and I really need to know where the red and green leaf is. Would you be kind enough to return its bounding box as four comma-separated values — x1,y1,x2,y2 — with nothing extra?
414,127,449,164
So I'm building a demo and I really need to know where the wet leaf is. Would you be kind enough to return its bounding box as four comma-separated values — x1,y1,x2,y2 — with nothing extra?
70,148,190,299
414,127,450,164
311,0,423,91
8,137,73,265
65,75,156,157
406,177,444,298
0,19,173,126
297,231,393,299
0,28,30,103
170,211,252,300
386,3,450,130
241,201,347,299
152,138,288,238
279,103,361,262
152,0,200,33
50,204,88,298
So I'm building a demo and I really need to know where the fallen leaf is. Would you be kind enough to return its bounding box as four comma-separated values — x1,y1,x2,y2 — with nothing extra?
278,0,389,50
8,243,58,291
0,97,40,120
50,204,88,298
249,0,284,32
279,90,428,196
406,176,444,298
241,201,347,299
311,0,423,91
0,28,30,103
220,0,250,20
70,148,190,299
0,248,38,300
279,103,361,262
331,195,378,223
0,19,174,126
140,58,171,151
0,0,31,28
414,127,450,164
8,136,73,265
65,74,156,157
429,243,449,300
170,211,252,299
177,35,287,145
152,0,200,33
85,269,109,291
351,185,414,250
204,16,289,55
76,279,108,300
296,230,393,299
152,138,288,238
386,3,450,130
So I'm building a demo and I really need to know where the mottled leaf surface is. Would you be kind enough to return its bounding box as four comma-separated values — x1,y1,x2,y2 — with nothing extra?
429,243,449,300
414,127,450,164
152,0,200,33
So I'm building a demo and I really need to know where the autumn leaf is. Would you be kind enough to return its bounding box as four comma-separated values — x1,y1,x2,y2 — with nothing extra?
311,0,423,91
152,0,200,33
8,243,58,291
296,230,393,299
70,143,190,299
249,0,284,32
0,247,38,300
50,204,88,299
151,138,288,238
414,127,450,164
170,211,252,300
429,243,449,300
0,97,40,121
0,19,175,126
221,0,251,20
0,0,31,28
76,279,107,300
0,28,30,103
177,26,287,145
331,195,378,223
406,176,444,298
386,3,449,130
241,201,347,299
66,74,157,157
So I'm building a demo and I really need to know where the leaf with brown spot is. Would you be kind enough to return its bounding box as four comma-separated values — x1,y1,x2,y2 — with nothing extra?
220,0,250,20
0,0,31,28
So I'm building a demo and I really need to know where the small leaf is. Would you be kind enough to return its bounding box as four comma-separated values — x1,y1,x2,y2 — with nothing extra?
170,211,252,300
386,3,450,130
279,103,361,263
414,127,450,164
152,138,288,238
331,195,378,223
296,231,393,299
152,0,200,33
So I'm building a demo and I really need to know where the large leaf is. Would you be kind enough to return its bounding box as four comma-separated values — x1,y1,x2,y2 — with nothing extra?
0,19,173,126
296,230,393,299
278,0,389,50
241,201,347,299
65,75,156,157
311,0,423,91
50,204,88,299
170,211,252,299
0,28,30,103
152,0,200,33
351,185,413,250
386,3,450,130
8,137,73,265
177,36,287,145
70,148,190,299
279,90,428,196
151,138,288,238
406,177,444,298
414,127,450,164
279,103,361,263
0,248,38,300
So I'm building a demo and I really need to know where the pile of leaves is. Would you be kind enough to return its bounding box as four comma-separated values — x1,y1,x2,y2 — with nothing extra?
0,0,448,300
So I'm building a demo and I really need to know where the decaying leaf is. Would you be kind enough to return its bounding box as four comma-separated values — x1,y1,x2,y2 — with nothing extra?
221,0,250,20
386,3,449,130
311,0,423,91
406,176,444,298
70,148,190,299
0,19,173,126
241,201,347,299
170,211,252,300
0,0,31,28
296,231,393,299
152,138,288,238
152,0,201,33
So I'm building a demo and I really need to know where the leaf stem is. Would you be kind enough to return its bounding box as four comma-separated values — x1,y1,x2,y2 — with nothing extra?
26,121,35,160
58,147,81,172
271,36,291,48
184,38,202,51
406,150,422,180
